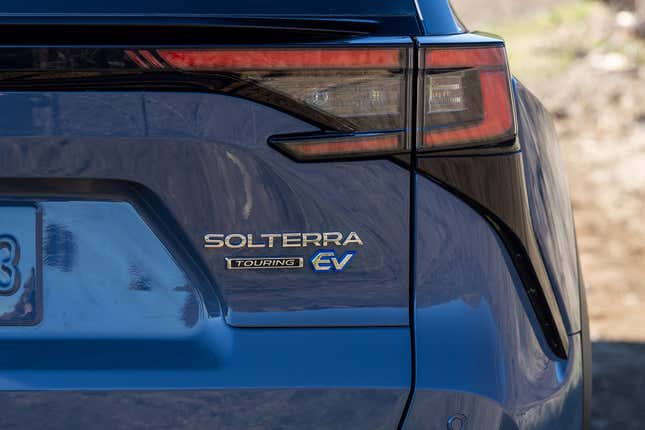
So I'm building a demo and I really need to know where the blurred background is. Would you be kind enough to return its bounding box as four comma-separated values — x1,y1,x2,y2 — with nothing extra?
449,0,645,428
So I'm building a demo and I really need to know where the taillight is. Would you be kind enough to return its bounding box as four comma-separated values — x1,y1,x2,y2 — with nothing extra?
152,47,412,160
418,45,516,151
124,39,516,160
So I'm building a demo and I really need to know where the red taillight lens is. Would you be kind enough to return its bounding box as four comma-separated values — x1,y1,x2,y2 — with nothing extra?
419,46,515,151
157,49,403,70
269,132,405,161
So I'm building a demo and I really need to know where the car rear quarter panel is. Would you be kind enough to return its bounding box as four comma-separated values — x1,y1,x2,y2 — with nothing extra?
405,175,583,429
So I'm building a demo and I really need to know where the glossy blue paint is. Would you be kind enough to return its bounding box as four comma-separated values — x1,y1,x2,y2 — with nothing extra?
405,174,583,428
0,91,410,328
40,202,202,336
515,80,581,334
415,0,466,35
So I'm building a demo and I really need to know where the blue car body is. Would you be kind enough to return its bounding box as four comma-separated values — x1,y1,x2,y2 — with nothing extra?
0,0,589,428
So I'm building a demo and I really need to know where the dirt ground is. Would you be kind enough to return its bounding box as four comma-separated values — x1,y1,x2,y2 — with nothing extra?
451,0,645,428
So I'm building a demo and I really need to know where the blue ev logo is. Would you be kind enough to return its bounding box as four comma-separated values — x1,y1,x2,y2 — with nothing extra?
310,250,355,272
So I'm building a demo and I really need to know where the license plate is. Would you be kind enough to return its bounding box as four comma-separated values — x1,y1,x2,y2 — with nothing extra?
0,205,41,325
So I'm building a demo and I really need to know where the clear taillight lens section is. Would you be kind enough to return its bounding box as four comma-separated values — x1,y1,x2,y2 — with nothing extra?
419,46,515,151
244,71,405,130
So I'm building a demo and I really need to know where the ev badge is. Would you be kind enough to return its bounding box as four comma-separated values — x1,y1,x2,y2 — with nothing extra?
310,250,355,272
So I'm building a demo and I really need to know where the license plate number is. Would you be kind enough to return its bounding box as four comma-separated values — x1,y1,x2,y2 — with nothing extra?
0,206,41,325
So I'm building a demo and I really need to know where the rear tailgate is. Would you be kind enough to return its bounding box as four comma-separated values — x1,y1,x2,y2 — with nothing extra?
0,25,413,429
